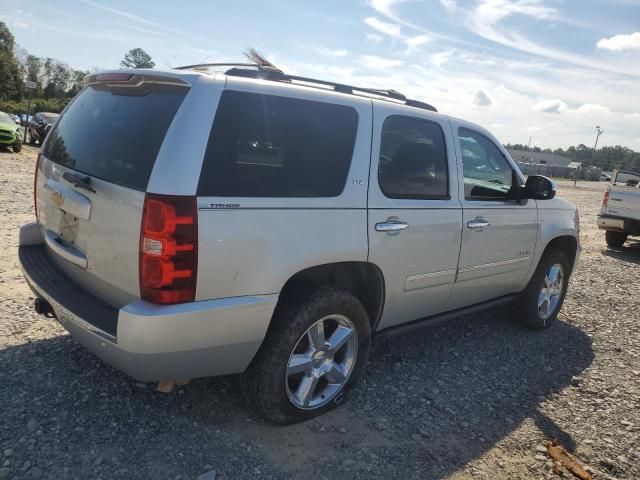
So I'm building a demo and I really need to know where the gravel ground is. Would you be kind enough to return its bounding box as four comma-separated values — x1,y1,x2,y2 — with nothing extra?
1,145,638,480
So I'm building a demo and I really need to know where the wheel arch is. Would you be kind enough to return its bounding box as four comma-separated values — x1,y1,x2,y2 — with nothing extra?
542,235,579,272
278,261,386,332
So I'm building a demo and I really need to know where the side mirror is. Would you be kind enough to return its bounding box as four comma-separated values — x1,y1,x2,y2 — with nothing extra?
523,175,556,200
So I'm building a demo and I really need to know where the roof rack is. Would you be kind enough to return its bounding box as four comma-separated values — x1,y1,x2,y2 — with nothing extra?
174,62,263,71
173,63,437,113
224,67,437,112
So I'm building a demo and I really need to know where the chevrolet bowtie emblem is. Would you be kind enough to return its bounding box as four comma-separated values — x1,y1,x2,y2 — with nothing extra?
51,190,65,208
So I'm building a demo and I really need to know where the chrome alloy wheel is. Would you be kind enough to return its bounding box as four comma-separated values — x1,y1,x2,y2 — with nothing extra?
285,314,358,410
538,263,564,321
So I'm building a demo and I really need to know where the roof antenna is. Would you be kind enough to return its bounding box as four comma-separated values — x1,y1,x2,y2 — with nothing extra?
243,48,283,73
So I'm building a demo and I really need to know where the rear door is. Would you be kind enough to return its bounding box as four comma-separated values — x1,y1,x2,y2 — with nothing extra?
36,74,190,307
368,104,462,330
447,121,538,308
605,171,640,222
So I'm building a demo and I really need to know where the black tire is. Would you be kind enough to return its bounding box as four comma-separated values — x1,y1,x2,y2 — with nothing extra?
243,287,371,424
12,143,21,153
605,230,627,248
512,247,570,330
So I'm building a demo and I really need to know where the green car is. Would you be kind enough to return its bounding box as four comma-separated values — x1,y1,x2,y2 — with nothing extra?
0,111,23,152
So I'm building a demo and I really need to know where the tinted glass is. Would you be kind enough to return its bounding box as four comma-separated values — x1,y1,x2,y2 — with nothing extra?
459,128,513,200
0,114,14,125
43,84,187,191
378,116,448,199
197,90,358,197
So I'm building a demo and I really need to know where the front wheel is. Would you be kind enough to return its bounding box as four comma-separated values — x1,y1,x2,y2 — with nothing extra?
512,248,570,330
606,230,627,248
243,288,371,424
12,143,21,153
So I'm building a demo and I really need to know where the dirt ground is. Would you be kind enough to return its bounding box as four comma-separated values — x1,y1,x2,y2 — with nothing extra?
1,145,638,480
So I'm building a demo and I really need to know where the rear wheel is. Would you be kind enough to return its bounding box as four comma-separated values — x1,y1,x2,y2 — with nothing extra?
243,288,371,424
605,230,627,248
512,248,570,330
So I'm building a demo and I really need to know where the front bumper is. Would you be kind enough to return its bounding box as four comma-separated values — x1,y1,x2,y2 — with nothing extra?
0,133,19,145
18,223,277,382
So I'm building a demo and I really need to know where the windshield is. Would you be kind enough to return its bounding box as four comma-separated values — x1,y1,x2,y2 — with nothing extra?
42,113,59,125
0,113,15,126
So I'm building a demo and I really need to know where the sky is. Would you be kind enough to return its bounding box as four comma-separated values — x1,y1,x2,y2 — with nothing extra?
1,0,639,150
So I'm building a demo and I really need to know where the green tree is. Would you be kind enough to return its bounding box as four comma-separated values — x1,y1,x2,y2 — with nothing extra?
67,69,87,97
0,22,23,101
120,48,155,68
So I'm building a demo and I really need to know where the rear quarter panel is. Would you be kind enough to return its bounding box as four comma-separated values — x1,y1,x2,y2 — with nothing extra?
605,185,640,222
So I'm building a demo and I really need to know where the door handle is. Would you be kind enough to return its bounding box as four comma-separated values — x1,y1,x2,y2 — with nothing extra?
467,218,490,231
375,221,409,232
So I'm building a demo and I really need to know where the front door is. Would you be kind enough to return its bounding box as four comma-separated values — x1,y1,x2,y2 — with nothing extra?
447,122,538,308
368,107,462,330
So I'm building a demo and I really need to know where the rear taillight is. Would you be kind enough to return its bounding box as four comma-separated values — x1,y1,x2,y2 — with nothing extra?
139,194,197,304
602,190,610,209
34,153,41,220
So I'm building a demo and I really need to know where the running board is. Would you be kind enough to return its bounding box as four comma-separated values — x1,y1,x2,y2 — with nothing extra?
374,294,517,339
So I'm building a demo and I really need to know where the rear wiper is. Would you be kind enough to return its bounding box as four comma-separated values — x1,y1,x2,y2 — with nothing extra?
63,171,96,193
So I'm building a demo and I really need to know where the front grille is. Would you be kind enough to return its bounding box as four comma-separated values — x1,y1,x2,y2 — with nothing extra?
0,132,15,141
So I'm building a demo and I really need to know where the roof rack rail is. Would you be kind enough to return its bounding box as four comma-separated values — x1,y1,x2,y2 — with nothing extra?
225,68,437,112
174,62,262,71
174,63,438,112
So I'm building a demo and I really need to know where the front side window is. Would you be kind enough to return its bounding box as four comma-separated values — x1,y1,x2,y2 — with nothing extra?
459,128,513,200
378,116,448,199
197,90,358,197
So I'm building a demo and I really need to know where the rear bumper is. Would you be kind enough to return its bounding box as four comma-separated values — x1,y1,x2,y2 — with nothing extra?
598,214,640,235
18,223,277,382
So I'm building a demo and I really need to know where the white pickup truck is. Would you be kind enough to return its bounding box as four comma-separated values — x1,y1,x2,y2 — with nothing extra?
599,170,640,247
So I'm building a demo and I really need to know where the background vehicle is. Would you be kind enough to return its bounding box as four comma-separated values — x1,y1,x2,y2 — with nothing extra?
19,66,580,423
28,111,59,144
0,111,23,152
598,170,640,247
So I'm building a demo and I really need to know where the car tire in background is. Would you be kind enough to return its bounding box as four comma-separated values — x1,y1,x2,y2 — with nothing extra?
13,143,21,153
243,287,371,424
605,230,627,248
512,247,570,330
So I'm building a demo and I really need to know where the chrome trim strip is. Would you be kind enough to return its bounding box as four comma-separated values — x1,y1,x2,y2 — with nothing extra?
405,269,456,292
44,229,88,269
458,257,530,273
44,178,92,220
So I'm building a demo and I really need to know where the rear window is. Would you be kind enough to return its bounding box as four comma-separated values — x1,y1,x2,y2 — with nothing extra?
43,84,187,191
197,90,358,197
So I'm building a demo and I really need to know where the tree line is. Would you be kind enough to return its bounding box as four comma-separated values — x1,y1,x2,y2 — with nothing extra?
0,21,155,116
0,22,87,114
504,143,640,173
1,20,638,170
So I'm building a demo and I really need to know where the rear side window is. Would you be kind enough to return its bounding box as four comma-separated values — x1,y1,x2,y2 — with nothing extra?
197,90,358,197
43,84,187,191
378,116,449,199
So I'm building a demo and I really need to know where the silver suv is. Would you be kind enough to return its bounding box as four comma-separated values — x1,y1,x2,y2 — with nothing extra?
19,65,580,423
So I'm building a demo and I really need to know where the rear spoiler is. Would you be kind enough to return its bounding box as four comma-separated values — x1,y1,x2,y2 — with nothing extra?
85,72,191,89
